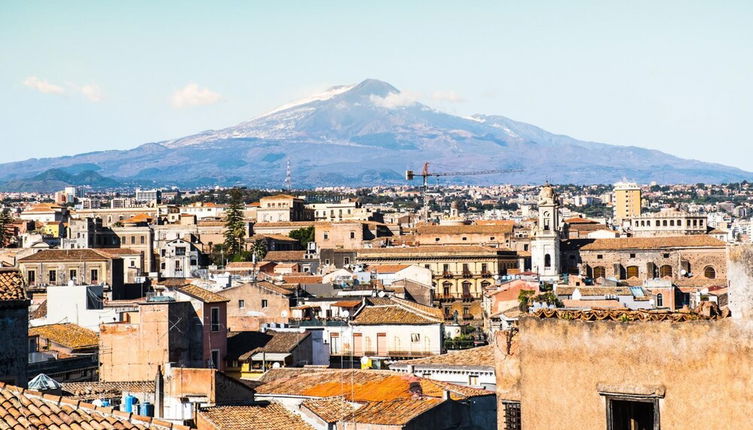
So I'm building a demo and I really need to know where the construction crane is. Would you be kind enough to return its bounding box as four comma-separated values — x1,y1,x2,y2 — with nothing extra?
405,162,522,218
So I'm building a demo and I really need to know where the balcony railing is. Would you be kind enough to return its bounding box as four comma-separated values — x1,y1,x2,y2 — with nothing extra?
462,272,473,279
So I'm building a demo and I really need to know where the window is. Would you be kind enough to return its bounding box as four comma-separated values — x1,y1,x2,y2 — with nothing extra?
131,236,135,244
175,246,186,256
140,236,145,244
210,349,220,369
463,306,470,317
593,266,606,279
323,233,329,240
503,401,521,430
663,253,670,258
462,237,468,241
90,269,98,283
490,237,495,241
261,299,268,308
656,293,663,307
130,260,136,267
435,237,440,242
48,270,56,283
597,254,604,259
544,254,551,268
605,396,659,430
659,265,673,278
630,253,636,258
69,269,77,281
324,259,330,265
344,257,350,265
210,307,220,332
411,333,421,342
27,271,35,284
469,375,479,386
704,266,716,279
481,263,488,273
350,231,355,239
239,299,245,308
626,266,639,279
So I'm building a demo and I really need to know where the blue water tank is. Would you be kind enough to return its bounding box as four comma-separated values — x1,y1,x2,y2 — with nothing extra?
123,395,137,413
139,402,154,417
100,399,110,407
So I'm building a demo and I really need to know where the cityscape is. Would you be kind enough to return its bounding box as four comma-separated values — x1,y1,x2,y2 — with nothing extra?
2,2,752,430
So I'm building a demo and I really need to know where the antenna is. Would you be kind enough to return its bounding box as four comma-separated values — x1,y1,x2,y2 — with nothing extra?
284,160,292,191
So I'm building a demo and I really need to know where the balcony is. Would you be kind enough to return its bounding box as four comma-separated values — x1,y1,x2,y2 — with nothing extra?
481,272,493,278
462,272,473,279
442,272,453,279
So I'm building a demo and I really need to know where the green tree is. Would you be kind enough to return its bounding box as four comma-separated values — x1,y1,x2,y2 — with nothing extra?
223,189,246,258
0,208,11,247
252,238,268,262
288,226,315,249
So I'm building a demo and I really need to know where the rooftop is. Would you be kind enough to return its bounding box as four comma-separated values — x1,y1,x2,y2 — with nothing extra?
566,235,725,251
198,402,313,430
61,381,155,400
18,249,110,262
393,344,495,369
176,284,230,304
353,305,441,325
300,397,359,424
0,268,27,302
344,398,444,425
29,323,98,350
531,307,730,322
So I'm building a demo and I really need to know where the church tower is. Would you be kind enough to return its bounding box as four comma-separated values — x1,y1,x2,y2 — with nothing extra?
531,183,561,281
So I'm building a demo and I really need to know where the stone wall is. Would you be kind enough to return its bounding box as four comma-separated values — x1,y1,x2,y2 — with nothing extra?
507,317,753,429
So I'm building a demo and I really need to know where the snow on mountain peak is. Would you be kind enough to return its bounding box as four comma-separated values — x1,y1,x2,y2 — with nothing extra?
259,83,356,118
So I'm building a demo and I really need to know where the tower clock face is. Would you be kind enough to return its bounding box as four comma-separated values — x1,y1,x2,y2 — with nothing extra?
543,211,550,218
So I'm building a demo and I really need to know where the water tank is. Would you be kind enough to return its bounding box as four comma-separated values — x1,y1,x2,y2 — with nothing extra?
123,395,137,413
139,402,154,417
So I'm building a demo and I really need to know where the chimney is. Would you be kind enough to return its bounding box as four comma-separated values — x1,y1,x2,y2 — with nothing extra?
155,365,164,418
442,389,451,401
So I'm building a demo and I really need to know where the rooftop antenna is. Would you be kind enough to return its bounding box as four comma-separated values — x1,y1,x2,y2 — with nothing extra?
283,160,292,192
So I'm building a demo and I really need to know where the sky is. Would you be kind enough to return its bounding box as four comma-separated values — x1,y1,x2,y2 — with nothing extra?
2,1,752,170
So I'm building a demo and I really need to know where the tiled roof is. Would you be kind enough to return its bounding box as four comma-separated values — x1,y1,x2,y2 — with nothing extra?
0,268,27,302
240,331,310,360
353,306,440,325
332,300,362,308
29,323,98,350
18,249,109,262
0,383,184,429
564,217,599,224
388,297,444,321
256,369,491,402
561,299,626,309
300,397,359,424
61,381,155,399
177,284,230,303
532,307,730,321
123,213,153,224
345,398,443,425
248,235,299,243
260,194,297,200
198,403,314,430
367,264,411,273
415,224,513,235
357,246,513,257
264,251,306,261
94,247,141,256
394,345,495,368
281,275,323,284
574,235,725,251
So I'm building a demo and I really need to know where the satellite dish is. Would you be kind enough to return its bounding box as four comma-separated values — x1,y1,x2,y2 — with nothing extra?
281,311,288,318
378,291,386,297
680,269,687,276
342,310,350,318
360,356,370,365
272,362,280,369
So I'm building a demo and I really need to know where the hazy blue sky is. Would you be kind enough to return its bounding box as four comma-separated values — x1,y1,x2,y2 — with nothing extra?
2,1,752,169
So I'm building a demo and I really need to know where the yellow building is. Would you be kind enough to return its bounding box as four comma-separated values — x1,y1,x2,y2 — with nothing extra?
613,181,641,221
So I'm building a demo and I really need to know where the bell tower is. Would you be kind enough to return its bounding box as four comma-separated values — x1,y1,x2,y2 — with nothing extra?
532,183,561,280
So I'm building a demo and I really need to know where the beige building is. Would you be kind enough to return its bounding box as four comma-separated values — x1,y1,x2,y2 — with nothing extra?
315,221,393,249
613,181,641,221
628,209,708,237
308,198,374,221
356,246,519,299
256,194,314,223
17,249,125,297
413,222,514,247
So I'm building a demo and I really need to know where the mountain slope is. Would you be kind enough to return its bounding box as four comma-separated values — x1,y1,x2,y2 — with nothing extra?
0,79,749,189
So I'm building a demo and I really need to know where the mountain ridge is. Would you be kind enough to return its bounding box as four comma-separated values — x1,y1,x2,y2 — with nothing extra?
1,78,750,190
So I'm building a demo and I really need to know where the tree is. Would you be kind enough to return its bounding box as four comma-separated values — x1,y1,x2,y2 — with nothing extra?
288,226,315,249
252,238,268,262
0,208,11,247
223,189,246,259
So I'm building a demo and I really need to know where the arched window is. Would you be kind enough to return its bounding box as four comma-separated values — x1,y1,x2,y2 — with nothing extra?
480,280,491,289
626,266,639,279
544,254,551,268
593,266,606,279
662,220,668,227
656,293,663,307
669,220,675,226
704,266,716,279
442,282,452,297
660,265,673,278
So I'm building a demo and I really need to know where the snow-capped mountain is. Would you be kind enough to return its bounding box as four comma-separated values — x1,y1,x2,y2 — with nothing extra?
0,78,750,189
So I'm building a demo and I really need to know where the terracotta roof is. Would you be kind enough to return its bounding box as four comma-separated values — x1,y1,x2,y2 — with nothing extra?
198,403,314,430
0,383,181,429
0,268,27,302
346,398,443,425
265,250,307,261
29,323,98,350
94,247,141,256
177,284,230,303
367,264,411,273
353,305,441,325
357,246,513,256
561,299,626,309
332,300,362,308
254,221,315,227
240,331,310,360
222,280,296,296
394,345,495,368
249,234,299,242
256,369,491,402
531,307,730,321
301,397,359,424
388,297,444,321
123,213,153,224
18,249,109,262
564,217,598,224
23,203,61,213
575,235,725,251
416,223,513,235
281,275,323,284
61,381,155,399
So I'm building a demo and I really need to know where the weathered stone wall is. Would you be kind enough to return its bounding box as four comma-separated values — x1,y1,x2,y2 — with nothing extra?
494,329,520,430
512,317,753,429
728,245,753,320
